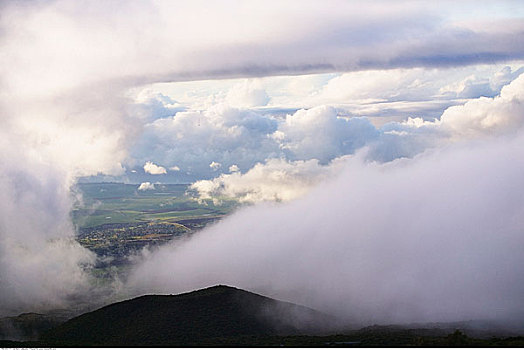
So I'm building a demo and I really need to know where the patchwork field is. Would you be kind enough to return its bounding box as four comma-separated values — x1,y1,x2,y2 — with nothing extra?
73,183,237,228
73,183,239,265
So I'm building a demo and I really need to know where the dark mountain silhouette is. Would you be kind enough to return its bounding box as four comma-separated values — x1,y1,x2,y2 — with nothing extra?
40,285,340,346
2,286,524,347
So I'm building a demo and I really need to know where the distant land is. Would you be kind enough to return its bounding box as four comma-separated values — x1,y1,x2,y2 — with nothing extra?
71,182,239,279
73,182,237,229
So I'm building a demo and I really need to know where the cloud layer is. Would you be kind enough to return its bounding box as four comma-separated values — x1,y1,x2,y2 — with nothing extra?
130,129,524,325
185,72,524,201
3,0,524,95
127,65,523,184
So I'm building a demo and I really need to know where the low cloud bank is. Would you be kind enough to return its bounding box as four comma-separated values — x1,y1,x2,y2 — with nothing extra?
129,130,524,325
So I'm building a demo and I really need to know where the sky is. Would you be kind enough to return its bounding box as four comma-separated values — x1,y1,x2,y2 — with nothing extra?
1,0,524,325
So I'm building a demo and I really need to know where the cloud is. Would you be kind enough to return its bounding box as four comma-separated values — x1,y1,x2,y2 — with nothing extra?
191,157,349,202
138,182,155,191
0,65,141,315
438,72,524,137
209,161,222,171
184,69,524,208
128,65,524,183
127,70,524,188
143,161,167,175
304,65,524,115
0,1,144,315
2,1,524,98
130,104,381,182
132,90,185,122
229,164,240,172
276,106,380,163
225,80,270,108
315,68,442,103
131,104,280,179
138,65,524,146
169,165,180,171
0,138,97,315
129,129,524,325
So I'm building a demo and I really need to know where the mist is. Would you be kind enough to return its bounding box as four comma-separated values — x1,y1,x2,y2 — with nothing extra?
0,85,139,315
129,130,524,325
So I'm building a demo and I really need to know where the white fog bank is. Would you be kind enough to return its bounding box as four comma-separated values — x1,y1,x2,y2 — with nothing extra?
129,131,524,325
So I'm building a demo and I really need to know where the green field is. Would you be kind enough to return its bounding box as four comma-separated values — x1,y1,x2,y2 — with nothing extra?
73,183,238,228
71,183,240,268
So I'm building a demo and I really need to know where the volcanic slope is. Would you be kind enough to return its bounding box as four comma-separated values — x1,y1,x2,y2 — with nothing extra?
41,285,340,346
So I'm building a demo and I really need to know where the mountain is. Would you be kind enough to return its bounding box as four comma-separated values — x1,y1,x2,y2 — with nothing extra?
3,286,524,347
40,285,340,346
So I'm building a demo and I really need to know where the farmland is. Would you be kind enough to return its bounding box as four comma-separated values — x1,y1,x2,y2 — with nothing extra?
73,183,236,228
72,183,238,265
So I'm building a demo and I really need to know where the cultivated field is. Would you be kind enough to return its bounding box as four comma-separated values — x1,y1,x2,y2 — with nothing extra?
72,182,239,267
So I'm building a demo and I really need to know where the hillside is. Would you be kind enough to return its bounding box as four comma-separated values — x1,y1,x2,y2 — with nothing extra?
40,285,340,346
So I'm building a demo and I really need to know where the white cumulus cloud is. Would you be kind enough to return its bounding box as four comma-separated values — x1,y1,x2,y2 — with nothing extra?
225,80,270,108
189,72,524,202
143,161,167,175
229,164,240,172
209,161,222,171
138,182,155,191
192,157,349,202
